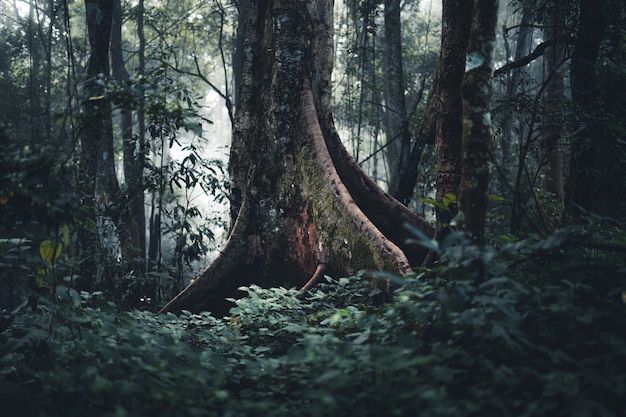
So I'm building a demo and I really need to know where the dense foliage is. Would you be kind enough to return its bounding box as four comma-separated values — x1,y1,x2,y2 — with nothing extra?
2,224,624,417
0,0,231,310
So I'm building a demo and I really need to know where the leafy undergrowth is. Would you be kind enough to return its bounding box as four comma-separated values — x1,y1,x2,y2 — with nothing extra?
1,228,625,417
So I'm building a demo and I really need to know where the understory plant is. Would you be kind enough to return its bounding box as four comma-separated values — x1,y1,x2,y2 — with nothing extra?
1,223,625,417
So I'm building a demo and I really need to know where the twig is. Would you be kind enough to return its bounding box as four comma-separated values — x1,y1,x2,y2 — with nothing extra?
494,39,554,77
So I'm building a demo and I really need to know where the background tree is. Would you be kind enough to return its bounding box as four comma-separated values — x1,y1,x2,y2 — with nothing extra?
77,0,118,291
565,0,626,218
383,0,411,197
493,0,545,234
459,0,499,245
496,0,533,183
539,6,566,205
111,0,146,271
392,1,441,207
0,0,234,309
0,0,86,307
333,0,439,202
423,0,472,265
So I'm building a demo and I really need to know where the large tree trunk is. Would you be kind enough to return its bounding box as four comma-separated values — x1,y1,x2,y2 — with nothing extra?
160,0,433,317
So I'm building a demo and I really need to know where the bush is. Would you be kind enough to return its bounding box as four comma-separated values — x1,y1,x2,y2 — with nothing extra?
1,227,625,417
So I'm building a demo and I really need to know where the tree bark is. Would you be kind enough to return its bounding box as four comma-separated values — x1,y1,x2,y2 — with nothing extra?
540,16,565,203
459,0,499,245
111,0,146,269
500,0,533,182
78,0,117,288
160,0,433,317
383,0,411,196
423,0,473,266
565,0,609,215
502,0,535,234
232,0,250,109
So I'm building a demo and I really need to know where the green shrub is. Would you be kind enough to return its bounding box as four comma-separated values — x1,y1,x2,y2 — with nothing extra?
1,226,625,417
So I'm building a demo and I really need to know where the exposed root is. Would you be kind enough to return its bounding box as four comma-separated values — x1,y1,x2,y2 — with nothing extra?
158,196,252,316
301,80,411,274
315,90,435,266
298,263,327,294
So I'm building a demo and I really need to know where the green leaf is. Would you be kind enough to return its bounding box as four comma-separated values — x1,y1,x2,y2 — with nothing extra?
116,312,137,328
488,193,506,201
443,192,457,206
418,197,450,212
405,223,440,254
496,234,518,243
61,224,71,247
39,240,62,262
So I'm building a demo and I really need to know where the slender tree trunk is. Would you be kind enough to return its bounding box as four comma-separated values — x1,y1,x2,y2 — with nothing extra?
501,0,533,181
111,0,146,270
393,77,437,206
423,0,472,266
43,0,55,144
383,0,411,195
354,2,376,165
540,16,565,203
459,0,499,245
78,0,116,288
160,0,433,317
28,0,41,146
505,0,535,234
136,0,152,270
565,0,609,215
